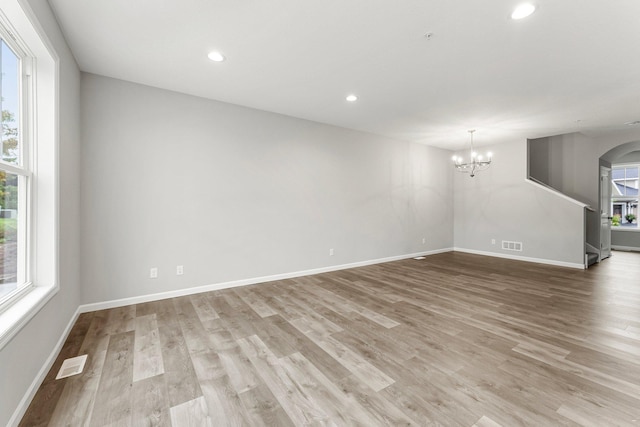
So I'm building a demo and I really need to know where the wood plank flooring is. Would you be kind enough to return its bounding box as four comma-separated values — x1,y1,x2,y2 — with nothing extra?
20,251,640,426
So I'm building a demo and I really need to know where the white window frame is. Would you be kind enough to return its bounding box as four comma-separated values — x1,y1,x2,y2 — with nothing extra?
611,163,639,232
0,0,59,350
0,21,32,310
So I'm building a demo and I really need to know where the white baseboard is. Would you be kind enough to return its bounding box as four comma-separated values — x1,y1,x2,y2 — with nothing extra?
453,247,585,269
9,248,452,425
79,248,454,313
8,306,81,427
11,245,587,424
612,245,640,252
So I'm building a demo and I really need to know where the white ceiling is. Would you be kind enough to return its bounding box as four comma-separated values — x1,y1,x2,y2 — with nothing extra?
48,0,640,150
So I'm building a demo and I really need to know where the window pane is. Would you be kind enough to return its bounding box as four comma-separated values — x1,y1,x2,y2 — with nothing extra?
1,39,20,165
626,167,639,198
612,168,624,180
0,170,19,296
611,166,639,229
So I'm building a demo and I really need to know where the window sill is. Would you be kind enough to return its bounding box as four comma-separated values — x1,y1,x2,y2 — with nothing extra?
0,284,58,350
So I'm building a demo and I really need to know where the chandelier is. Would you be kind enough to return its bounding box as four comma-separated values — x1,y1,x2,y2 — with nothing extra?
452,130,492,177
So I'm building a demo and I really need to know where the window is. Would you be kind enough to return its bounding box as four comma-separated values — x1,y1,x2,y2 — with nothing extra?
0,1,58,349
0,34,28,304
611,165,639,229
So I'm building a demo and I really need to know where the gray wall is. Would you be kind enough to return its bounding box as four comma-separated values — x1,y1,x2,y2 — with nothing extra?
80,73,454,304
574,132,640,251
527,131,640,252
616,150,640,163
528,133,594,205
527,136,550,183
454,139,586,266
612,230,640,250
0,0,82,425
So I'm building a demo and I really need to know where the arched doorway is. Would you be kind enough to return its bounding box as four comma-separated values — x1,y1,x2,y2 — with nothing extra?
600,140,640,258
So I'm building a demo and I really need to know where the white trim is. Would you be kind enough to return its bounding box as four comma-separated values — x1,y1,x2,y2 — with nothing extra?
612,161,640,167
612,245,640,252
0,0,60,348
10,248,457,424
611,182,624,196
11,245,596,425
0,284,58,349
453,247,585,270
7,305,79,427
525,178,590,209
79,248,453,313
0,162,31,176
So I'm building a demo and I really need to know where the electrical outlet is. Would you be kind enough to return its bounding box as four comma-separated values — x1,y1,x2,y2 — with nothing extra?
176,265,184,275
491,239,496,244
422,237,426,244
329,248,334,256
150,267,158,279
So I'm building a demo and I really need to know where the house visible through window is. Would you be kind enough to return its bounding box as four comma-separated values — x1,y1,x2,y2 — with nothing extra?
611,165,639,229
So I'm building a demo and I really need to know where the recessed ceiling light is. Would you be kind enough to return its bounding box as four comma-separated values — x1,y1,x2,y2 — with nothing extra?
207,51,225,62
511,3,536,20
346,94,358,102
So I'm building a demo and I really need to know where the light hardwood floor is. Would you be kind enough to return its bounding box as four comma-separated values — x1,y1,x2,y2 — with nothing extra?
20,251,640,426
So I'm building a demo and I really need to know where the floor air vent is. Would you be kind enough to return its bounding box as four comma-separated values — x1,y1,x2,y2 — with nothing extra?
56,354,88,380
502,241,523,252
